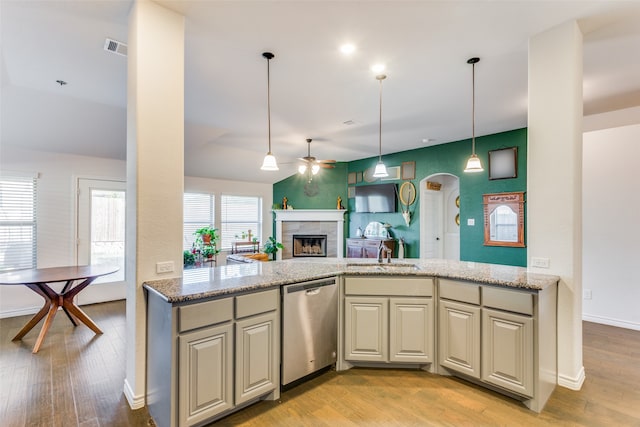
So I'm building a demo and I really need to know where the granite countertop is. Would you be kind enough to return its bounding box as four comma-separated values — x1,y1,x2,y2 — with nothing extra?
144,258,560,304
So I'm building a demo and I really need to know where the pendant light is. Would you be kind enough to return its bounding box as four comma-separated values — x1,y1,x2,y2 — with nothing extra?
464,57,483,173
372,74,389,178
260,52,279,171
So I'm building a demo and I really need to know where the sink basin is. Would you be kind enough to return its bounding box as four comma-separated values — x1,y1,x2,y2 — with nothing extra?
346,262,419,272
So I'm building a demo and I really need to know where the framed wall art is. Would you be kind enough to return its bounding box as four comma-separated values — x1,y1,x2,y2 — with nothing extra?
488,147,517,180
401,161,416,180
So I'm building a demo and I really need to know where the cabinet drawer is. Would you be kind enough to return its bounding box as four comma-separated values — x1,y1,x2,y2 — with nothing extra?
178,297,233,333
439,279,480,305
236,288,278,319
345,277,433,297
483,286,533,316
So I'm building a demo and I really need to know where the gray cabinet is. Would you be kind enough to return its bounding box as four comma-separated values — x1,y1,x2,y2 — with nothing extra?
179,323,233,425
438,299,481,378
346,238,395,258
235,311,278,405
147,288,280,427
437,278,556,412
341,277,435,369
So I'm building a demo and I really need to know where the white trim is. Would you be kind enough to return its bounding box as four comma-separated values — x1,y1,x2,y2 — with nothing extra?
583,314,640,331
558,366,585,391
273,210,347,260
123,378,145,409
0,305,41,319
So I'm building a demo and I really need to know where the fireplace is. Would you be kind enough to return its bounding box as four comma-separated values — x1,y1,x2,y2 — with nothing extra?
274,209,346,260
293,235,327,257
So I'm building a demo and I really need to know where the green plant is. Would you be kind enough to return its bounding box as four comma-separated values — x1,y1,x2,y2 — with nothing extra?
193,226,220,257
183,250,195,266
263,236,283,259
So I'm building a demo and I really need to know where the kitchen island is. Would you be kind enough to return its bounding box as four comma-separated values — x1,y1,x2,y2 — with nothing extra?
144,258,558,427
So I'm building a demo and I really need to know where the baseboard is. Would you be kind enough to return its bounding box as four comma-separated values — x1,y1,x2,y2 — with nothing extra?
558,366,585,391
583,313,640,331
0,306,41,319
123,378,146,410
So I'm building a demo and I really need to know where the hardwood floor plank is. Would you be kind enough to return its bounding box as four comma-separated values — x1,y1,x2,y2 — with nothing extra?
2,302,640,427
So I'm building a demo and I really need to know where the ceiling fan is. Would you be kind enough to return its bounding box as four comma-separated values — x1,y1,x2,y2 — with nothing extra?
298,138,336,177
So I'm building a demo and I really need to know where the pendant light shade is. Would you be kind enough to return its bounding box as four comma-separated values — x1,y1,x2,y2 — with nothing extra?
260,52,279,171
372,74,389,178
464,57,483,173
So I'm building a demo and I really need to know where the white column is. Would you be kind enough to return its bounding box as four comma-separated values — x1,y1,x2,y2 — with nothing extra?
124,0,185,408
528,21,584,389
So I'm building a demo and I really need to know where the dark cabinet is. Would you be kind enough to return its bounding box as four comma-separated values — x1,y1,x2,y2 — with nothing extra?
346,238,395,258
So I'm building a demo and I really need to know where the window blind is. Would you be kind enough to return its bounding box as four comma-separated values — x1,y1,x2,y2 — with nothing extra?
220,195,262,250
0,173,37,271
183,193,214,251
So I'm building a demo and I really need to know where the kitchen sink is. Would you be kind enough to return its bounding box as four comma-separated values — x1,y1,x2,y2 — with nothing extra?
346,262,419,272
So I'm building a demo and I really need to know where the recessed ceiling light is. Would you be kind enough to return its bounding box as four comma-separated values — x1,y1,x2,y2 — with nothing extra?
422,138,435,143
340,44,356,55
371,63,385,73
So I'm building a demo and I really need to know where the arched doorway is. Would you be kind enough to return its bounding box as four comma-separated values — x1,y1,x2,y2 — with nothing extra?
420,173,460,260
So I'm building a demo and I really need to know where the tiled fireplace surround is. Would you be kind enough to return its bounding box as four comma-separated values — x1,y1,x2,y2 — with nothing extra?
273,210,347,260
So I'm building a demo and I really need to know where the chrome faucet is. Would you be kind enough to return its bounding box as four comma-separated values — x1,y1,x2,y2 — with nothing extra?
378,242,392,263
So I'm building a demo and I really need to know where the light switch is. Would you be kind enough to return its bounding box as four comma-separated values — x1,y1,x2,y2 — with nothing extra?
467,218,475,226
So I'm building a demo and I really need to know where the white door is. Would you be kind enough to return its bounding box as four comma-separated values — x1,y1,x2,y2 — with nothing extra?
76,178,126,304
422,191,444,259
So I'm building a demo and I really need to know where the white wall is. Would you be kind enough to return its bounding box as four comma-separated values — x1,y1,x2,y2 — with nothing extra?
582,123,640,330
0,147,273,318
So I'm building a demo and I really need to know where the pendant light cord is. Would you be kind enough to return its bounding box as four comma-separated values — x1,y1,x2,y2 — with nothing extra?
471,60,476,156
267,56,272,154
377,75,386,161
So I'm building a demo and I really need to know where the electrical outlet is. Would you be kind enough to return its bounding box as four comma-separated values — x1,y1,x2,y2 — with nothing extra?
156,261,174,274
583,289,592,300
531,257,550,268
467,218,475,226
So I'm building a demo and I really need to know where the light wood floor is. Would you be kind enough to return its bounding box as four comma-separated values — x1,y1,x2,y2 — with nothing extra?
1,300,639,426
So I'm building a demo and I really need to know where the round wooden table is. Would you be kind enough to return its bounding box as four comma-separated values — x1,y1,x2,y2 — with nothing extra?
0,265,119,353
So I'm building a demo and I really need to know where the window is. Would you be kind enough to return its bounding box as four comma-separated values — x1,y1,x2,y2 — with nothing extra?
183,193,215,251
0,172,37,271
220,195,262,250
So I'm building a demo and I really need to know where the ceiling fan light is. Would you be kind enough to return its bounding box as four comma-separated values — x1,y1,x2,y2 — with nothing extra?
261,153,279,171
298,164,307,174
464,154,483,173
373,160,388,177
311,164,320,175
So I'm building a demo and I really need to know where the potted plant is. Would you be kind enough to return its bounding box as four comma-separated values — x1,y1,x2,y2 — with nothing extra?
194,226,220,262
263,236,283,260
183,250,196,267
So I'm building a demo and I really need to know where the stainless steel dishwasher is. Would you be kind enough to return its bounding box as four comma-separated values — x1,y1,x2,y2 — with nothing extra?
281,277,338,387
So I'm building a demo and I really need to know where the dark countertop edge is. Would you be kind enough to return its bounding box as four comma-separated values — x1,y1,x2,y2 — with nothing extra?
143,262,559,304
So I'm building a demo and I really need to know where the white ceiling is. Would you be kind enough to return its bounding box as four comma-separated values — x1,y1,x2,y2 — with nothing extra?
2,1,640,184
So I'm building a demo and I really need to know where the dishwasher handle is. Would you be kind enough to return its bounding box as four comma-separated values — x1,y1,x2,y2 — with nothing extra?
285,278,336,294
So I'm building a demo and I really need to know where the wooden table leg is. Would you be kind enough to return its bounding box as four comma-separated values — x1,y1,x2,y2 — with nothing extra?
32,302,60,353
62,299,103,335
12,301,52,341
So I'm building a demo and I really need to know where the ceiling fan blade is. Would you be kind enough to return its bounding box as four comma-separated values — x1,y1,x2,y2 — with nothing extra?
318,159,336,164
319,163,335,169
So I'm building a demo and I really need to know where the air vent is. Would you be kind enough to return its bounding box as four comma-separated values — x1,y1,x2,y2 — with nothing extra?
104,38,128,57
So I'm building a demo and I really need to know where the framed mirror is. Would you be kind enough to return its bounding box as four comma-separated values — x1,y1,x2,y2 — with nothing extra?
483,192,525,247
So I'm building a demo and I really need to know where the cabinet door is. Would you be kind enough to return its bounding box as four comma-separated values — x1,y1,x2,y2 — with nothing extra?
179,323,233,426
438,299,481,378
482,308,533,397
235,311,278,405
362,243,380,258
346,243,364,258
344,297,388,361
389,298,433,363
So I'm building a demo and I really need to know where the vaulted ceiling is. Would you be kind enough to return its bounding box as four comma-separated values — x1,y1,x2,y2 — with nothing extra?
2,1,639,183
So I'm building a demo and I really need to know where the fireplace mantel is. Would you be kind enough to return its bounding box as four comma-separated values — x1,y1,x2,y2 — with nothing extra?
273,209,347,260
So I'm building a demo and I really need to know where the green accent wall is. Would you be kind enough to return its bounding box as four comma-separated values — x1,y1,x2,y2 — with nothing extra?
273,128,527,267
